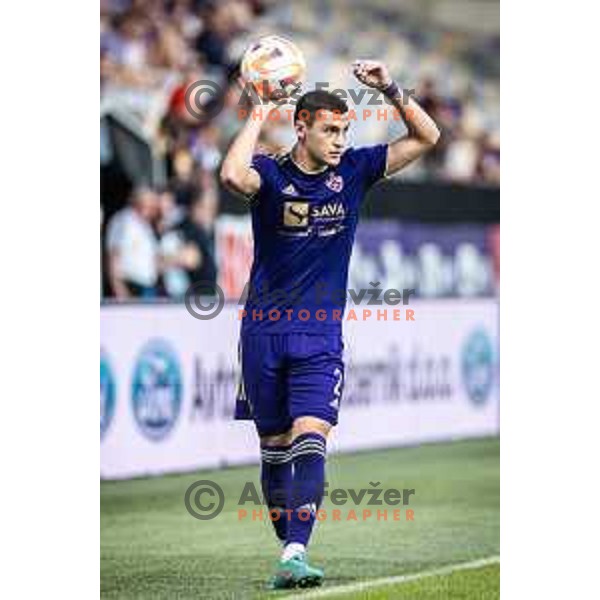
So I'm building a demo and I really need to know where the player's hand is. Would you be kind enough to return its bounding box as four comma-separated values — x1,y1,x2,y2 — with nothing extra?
267,89,293,107
352,60,392,90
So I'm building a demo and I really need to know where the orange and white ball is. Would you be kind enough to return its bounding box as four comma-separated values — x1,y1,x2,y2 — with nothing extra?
241,35,306,100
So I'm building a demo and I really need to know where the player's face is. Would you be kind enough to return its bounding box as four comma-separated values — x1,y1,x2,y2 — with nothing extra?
134,190,159,221
301,111,350,167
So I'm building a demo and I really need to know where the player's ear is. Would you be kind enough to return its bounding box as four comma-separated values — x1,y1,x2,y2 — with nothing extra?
295,120,307,142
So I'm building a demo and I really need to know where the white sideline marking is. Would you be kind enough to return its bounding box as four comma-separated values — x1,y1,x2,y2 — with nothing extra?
286,555,500,599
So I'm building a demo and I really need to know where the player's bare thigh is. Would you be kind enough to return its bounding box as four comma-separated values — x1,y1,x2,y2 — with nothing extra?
260,417,332,446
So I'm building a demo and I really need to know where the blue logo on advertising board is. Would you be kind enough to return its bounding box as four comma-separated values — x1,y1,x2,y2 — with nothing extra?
462,329,495,405
100,349,116,439
131,339,183,441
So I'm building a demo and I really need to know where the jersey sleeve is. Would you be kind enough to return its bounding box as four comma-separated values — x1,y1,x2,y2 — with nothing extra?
348,144,388,189
249,153,279,201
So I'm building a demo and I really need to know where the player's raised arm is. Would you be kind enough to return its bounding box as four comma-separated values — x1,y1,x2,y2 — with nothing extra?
220,99,281,197
352,60,440,176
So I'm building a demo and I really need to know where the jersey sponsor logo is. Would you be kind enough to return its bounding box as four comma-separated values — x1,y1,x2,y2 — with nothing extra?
281,201,347,237
312,201,346,219
283,201,309,227
325,172,344,192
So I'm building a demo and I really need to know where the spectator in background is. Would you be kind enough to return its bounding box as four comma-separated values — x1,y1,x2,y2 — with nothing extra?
416,79,447,178
191,123,222,178
159,109,222,209
195,0,253,69
477,131,500,185
156,187,184,235
101,9,157,88
106,187,160,299
178,193,218,287
150,3,196,72
443,122,480,183
169,148,199,207
156,188,190,297
158,189,218,298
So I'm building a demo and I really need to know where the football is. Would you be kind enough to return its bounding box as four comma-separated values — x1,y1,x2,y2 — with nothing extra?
240,35,306,100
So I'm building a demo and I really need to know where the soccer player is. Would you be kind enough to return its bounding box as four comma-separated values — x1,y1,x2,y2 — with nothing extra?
221,60,440,589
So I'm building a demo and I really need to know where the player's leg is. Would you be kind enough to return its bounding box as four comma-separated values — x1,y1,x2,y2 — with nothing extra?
287,334,342,558
268,334,343,589
260,430,292,544
236,334,293,544
284,416,331,560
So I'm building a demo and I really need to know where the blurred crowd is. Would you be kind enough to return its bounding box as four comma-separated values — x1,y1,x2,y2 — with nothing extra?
103,185,217,299
415,78,500,185
101,0,265,298
100,0,499,299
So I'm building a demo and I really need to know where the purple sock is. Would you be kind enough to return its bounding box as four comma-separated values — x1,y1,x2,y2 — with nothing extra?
288,433,327,547
260,444,292,543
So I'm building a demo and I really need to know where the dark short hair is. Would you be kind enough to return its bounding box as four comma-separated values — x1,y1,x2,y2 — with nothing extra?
294,90,349,126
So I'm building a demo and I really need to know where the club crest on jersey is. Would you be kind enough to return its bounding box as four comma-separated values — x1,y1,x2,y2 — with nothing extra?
325,172,344,192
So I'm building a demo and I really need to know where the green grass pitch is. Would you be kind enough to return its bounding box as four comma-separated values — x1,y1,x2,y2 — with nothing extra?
101,437,499,599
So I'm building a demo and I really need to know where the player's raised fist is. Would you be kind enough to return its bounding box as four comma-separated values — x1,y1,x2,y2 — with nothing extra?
352,60,392,90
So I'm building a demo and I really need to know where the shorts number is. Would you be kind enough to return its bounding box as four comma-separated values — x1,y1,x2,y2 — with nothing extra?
330,367,343,409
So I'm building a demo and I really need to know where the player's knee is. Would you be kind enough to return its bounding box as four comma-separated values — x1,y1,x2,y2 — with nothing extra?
260,431,293,447
292,416,332,439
